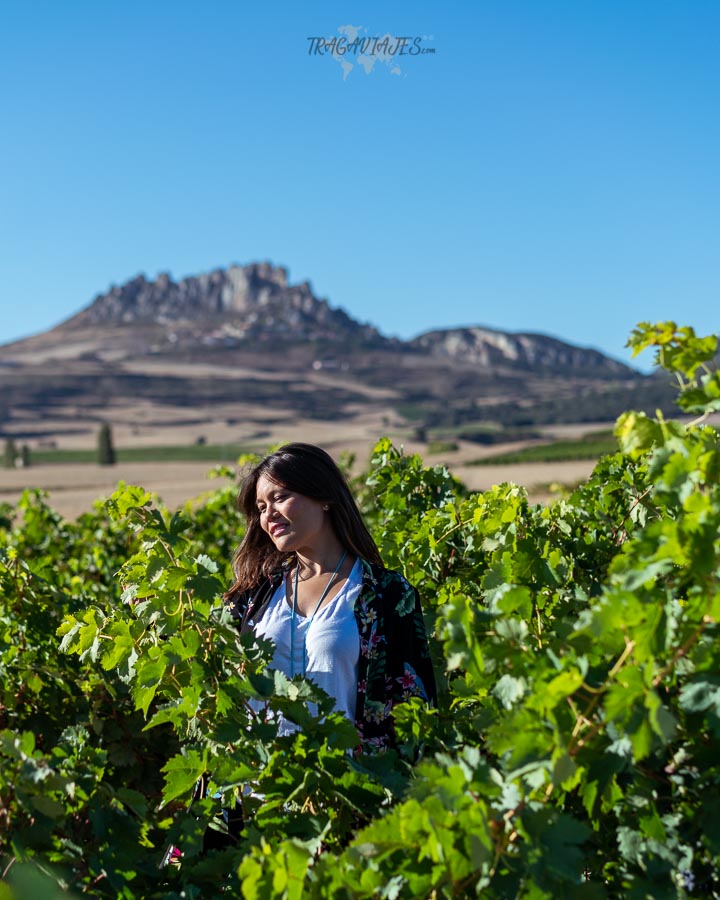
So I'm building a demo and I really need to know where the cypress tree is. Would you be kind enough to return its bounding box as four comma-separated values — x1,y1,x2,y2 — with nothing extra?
3,438,17,469
97,423,116,465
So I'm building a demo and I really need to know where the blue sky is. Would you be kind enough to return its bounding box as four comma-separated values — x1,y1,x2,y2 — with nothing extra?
2,1,718,369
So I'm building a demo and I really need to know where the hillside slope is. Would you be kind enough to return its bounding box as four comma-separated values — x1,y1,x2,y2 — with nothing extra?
0,262,676,448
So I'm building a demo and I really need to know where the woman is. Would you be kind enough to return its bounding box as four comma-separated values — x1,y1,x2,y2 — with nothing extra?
225,442,436,750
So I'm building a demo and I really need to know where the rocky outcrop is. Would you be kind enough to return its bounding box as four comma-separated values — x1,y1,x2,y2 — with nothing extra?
410,326,632,376
59,262,385,346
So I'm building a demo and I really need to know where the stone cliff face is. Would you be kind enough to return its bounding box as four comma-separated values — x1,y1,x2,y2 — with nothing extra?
60,262,386,346
411,326,631,375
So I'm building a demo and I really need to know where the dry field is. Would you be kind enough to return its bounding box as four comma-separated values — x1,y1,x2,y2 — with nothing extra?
1,389,609,518
0,336,621,517
9,410,717,519
0,461,232,519
0,453,597,520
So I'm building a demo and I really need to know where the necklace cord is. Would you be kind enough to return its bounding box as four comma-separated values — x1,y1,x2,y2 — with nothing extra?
290,549,348,677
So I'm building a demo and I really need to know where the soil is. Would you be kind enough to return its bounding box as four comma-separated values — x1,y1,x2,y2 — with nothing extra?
0,455,597,520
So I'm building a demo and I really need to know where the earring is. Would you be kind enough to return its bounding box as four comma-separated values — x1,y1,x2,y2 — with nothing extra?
323,504,329,510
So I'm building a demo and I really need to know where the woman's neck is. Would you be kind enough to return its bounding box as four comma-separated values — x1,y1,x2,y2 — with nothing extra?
295,543,348,579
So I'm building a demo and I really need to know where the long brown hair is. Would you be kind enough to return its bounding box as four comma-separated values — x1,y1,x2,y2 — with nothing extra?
225,443,382,598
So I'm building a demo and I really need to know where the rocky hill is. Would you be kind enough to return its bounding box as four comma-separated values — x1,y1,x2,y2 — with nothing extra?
411,327,630,375
46,262,627,374
0,261,677,444
59,262,386,349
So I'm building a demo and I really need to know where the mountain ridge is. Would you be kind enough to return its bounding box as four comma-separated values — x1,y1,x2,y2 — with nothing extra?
0,261,677,446
26,260,631,377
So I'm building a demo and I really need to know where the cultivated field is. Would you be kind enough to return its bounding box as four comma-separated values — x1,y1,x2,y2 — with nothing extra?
0,454,597,520
1,378,614,520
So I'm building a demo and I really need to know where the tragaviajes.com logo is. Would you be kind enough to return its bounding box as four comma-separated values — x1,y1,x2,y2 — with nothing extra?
307,24,435,80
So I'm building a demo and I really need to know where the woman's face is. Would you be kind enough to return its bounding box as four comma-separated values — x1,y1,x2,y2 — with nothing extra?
255,473,332,555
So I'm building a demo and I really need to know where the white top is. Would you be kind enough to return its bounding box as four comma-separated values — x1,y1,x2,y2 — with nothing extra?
253,557,363,734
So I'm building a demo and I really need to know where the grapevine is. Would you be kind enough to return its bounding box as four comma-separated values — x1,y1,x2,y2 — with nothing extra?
0,322,718,898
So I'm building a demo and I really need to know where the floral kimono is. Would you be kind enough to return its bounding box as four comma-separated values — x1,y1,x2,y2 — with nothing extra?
228,558,436,750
